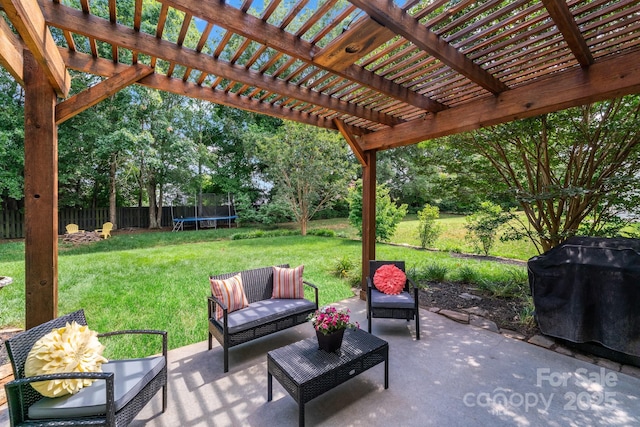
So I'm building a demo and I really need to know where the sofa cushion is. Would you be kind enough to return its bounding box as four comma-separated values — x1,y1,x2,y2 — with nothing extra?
215,299,316,334
210,273,249,319
28,356,165,419
272,265,304,299
370,289,415,309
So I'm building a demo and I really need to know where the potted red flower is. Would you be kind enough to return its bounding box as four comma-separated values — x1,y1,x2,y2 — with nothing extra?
308,306,358,352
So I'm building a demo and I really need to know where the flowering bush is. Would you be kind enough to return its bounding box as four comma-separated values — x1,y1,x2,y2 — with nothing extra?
308,305,358,335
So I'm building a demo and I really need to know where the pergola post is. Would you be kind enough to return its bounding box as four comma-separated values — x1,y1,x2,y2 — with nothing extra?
360,149,376,300
23,51,59,329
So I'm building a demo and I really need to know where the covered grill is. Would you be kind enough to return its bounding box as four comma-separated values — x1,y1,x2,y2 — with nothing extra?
528,237,640,358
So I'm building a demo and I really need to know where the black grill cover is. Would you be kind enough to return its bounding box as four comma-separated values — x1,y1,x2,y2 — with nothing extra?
528,237,640,357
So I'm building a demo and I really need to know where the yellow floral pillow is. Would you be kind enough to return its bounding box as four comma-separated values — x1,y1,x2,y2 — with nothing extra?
24,321,108,397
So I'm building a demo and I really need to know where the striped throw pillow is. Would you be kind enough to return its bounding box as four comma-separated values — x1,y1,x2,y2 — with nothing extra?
272,265,304,299
209,274,249,319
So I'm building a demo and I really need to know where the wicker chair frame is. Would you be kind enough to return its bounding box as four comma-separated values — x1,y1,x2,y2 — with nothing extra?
4,309,167,426
367,260,420,340
208,265,319,372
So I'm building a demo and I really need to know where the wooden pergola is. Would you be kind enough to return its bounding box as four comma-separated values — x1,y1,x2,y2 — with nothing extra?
1,0,639,328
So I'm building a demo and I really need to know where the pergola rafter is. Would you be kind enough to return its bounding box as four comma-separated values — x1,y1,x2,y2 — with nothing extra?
348,0,509,95
542,0,595,67
40,0,401,127
0,0,639,324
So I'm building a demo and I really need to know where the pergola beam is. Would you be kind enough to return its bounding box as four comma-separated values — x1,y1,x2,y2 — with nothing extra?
160,0,445,113
314,18,394,72
334,118,366,166
348,0,509,95
55,63,154,124
542,0,594,67
0,16,24,85
41,0,399,127
1,0,70,97
59,50,367,135
362,48,640,150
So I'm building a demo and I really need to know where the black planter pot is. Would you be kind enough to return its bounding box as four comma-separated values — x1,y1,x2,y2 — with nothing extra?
315,328,345,352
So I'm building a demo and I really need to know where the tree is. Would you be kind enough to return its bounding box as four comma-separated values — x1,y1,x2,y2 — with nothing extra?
348,181,408,242
133,89,198,228
0,68,24,210
449,96,640,253
415,138,515,213
376,146,439,211
256,121,356,235
417,204,442,248
464,201,514,256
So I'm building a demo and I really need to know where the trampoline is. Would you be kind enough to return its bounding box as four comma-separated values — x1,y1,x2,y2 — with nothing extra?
171,216,238,232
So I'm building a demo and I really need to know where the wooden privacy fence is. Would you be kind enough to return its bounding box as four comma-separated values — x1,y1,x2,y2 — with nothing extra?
0,206,228,239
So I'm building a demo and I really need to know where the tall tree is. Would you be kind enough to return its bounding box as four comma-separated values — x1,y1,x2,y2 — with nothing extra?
449,96,640,252
255,121,357,235
0,68,25,210
133,89,197,228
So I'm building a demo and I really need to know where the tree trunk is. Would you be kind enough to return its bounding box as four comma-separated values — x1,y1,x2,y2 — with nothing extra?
109,153,117,229
156,185,163,227
137,158,144,228
148,182,160,229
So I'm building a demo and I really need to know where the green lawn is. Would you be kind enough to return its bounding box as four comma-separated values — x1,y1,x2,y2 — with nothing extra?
0,224,528,359
392,214,539,260
303,214,539,261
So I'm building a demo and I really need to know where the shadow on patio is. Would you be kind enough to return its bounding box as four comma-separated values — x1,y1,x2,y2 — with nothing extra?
2,297,638,426
117,297,640,426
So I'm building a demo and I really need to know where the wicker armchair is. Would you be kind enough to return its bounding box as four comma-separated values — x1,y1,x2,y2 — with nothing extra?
4,309,167,426
367,260,420,340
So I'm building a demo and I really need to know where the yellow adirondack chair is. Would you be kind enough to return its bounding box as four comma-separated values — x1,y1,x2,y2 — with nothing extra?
65,223,84,234
96,222,113,239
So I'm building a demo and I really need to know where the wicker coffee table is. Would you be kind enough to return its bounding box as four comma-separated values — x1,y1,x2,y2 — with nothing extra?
267,328,389,426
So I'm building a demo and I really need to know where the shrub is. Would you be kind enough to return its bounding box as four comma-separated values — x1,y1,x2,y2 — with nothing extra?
456,265,478,283
347,271,362,288
426,264,448,282
257,198,292,226
332,256,355,278
307,228,336,237
477,266,528,298
407,263,449,282
517,295,536,328
233,192,259,226
231,229,299,240
348,180,408,242
417,204,442,248
464,201,514,255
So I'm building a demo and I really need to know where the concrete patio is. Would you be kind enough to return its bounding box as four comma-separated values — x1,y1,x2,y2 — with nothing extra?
3,296,640,426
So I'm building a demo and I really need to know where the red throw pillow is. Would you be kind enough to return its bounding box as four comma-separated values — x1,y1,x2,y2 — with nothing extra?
373,264,406,295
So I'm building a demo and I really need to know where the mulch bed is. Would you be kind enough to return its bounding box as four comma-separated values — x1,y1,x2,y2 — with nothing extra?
418,280,540,339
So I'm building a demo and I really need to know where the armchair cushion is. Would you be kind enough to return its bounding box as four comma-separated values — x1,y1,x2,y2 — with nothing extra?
373,264,406,295
28,356,165,419
24,321,108,397
370,289,415,309
272,265,304,299
210,273,249,319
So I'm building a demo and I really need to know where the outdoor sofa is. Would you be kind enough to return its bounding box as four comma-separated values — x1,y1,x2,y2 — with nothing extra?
208,264,318,372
